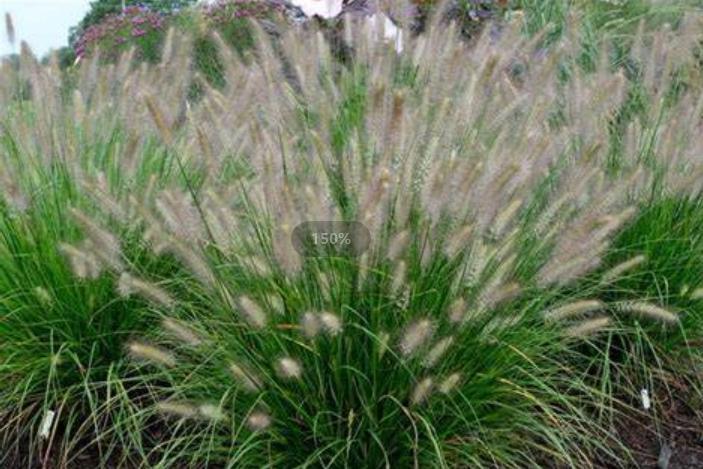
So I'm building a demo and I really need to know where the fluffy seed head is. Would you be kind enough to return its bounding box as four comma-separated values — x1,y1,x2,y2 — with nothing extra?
70,209,124,272
543,300,605,322
411,377,434,405
118,273,175,309
319,312,343,336
198,404,227,422
266,293,285,315
156,401,198,419
615,301,679,324
244,256,273,277
162,318,203,347
387,229,411,261
399,319,434,356
378,331,391,358
600,255,647,284
391,261,408,293
564,316,611,338
439,373,462,394
445,224,473,258
481,282,523,313
276,356,303,379
692,288,703,300
145,95,173,144
127,342,176,367
33,287,53,305
491,198,523,238
247,411,272,431
237,295,268,328
59,242,102,280
300,311,321,338
422,336,454,368
168,241,216,286
448,297,467,323
390,260,408,294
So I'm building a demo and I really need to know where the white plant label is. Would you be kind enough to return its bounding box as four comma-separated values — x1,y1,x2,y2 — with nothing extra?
39,410,55,439
640,389,651,410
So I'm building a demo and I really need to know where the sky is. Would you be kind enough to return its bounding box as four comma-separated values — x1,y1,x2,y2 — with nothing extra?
1,0,92,58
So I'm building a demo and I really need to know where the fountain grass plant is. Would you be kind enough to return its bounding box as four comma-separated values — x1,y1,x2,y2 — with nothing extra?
1,2,703,466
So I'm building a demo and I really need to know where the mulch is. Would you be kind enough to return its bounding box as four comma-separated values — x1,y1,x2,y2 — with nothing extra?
601,379,703,468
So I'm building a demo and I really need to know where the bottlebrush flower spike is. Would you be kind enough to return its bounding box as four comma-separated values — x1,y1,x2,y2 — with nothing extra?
600,255,647,284
543,300,605,322
422,336,454,368
198,404,228,422
59,242,103,280
127,342,176,367
439,373,462,395
564,316,611,338
387,229,411,261
411,377,434,405
276,357,303,380
390,260,408,294
301,311,321,338
615,301,679,324
237,295,268,328
319,312,343,336
70,209,124,272
399,319,434,357
162,318,203,347
247,411,272,431
118,273,175,309
448,297,467,324
156,401,198,419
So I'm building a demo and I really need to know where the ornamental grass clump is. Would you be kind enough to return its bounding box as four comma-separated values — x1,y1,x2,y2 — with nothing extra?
1,2,703,466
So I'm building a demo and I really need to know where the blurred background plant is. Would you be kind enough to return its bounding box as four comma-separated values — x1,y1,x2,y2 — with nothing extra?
74,5,168,62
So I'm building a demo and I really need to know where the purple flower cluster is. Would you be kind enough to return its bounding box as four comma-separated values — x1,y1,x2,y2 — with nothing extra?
75,6,166,59
202,0,283,25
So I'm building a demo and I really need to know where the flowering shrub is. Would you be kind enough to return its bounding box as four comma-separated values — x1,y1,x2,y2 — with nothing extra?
202,0,284,23
196,0,282,61
75,6,167,62
410,0,506,37
74,1,285,85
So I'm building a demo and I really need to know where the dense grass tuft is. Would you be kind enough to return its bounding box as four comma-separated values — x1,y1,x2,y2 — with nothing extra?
1,2,703,467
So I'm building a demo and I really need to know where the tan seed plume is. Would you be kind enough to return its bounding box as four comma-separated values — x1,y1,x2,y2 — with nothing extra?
600,255,647,284
439,373,462,394
411,377,434,405
127,342,176,367
564,316,611,338
162,318,203,347
247,411,272,431
399,319,433,357
615,301,678,324
156,401,198,419
543,300,605,322
118,273,175,309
